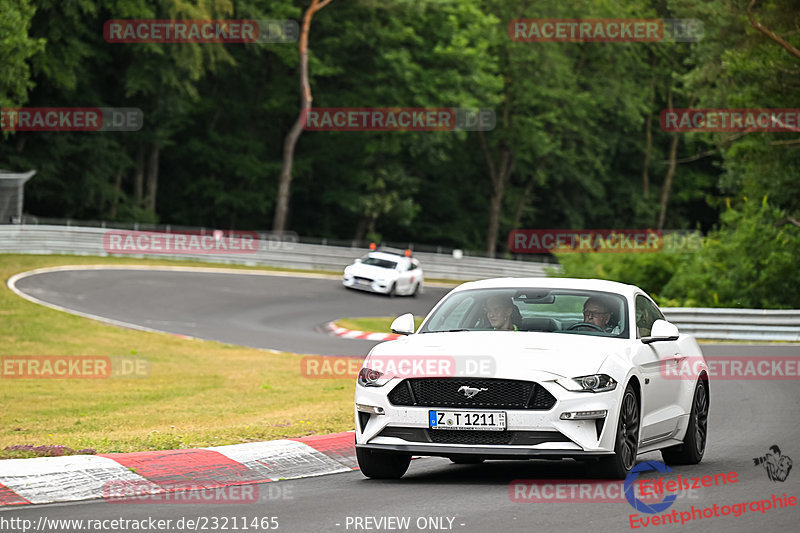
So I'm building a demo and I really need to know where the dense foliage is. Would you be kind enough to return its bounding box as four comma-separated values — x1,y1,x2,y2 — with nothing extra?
1,0,798,306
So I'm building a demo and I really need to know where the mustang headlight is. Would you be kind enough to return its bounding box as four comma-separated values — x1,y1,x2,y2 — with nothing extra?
555,374,617,393
357,367,385,387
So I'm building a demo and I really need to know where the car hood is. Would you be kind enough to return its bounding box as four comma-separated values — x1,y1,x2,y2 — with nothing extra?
346,263,397,279
367,331,626,380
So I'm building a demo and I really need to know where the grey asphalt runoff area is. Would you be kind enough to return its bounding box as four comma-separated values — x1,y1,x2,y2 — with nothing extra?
4,267,800,532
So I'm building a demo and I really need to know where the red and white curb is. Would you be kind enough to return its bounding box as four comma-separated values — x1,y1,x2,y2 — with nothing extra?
0,432,357,506
322,321,402,342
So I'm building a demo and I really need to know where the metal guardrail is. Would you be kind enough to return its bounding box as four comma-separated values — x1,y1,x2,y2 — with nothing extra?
663,308,800,342
0,224,553,280
1,225,798,341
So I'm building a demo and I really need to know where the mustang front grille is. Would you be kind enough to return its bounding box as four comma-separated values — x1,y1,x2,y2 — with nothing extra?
387,378,556,410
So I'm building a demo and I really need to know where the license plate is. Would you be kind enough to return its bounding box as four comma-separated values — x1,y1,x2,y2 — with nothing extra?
429,410,506,431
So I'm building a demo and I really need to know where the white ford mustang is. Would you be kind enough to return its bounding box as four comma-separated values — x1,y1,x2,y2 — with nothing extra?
354,278,709,479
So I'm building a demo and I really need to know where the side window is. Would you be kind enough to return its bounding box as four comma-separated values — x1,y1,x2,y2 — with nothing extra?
635,295,664,338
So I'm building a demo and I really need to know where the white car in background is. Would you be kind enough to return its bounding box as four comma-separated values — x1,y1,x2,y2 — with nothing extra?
343,250,423,297
354,278,709,479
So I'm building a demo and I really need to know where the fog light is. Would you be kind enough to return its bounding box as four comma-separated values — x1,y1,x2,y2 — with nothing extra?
356,403,385,415
560,410,607,420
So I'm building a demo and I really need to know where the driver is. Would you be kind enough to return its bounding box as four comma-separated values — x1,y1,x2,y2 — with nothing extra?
582,297,620,334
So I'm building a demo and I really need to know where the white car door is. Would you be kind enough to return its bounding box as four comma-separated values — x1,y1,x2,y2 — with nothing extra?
395,259,412,293
632,295,684,445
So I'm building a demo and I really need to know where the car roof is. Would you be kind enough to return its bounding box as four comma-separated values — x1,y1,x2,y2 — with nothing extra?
451,277,641,298
366,251,406,261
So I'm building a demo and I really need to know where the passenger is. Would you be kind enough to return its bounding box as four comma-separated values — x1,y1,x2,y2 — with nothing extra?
486,295,521,331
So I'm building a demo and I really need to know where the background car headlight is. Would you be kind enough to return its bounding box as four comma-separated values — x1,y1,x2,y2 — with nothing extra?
357,367,385,387
555,374,617,393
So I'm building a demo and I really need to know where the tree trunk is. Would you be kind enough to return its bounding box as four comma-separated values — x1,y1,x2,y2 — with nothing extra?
353,216,367,241
479,129,514,258
510,178,534,233
642,75,656,197
134,146,145,206
658,89,679,230
110,169,122,218
145,144,159,213
486,182,505,257
273,0,334,232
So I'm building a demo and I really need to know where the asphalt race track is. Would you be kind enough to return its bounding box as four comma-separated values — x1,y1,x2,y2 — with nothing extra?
4,267,800,533
11,267,452,355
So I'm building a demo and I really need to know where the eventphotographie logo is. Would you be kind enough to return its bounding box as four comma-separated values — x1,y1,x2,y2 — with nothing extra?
753,445,793,482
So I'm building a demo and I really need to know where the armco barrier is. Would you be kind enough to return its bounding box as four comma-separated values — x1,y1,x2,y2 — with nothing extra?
0,224,552,280
662,308,800,342
1,225,798,341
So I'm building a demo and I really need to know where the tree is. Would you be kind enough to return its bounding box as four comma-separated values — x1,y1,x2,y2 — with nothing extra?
0,0,43,109
273,0,333,232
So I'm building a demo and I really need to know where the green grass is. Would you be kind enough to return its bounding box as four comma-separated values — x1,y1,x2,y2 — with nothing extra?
335,316,424,333
0,254,357,459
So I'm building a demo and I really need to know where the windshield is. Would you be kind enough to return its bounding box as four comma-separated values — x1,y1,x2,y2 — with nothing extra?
361,257,398,269
420,288,629,338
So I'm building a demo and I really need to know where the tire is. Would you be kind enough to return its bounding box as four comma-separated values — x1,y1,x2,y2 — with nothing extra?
387,283,397,298
411,283,420,297
595,384,640,479
356,447,411,479
661,379,708,465
449,456,485,464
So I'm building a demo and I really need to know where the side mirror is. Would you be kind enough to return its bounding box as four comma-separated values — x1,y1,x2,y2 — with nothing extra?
354,258,362,263
642,319,680,344
390,313,415,335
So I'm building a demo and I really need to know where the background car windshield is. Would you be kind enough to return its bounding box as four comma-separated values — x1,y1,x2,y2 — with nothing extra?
361,257,397,269
420,288,628,338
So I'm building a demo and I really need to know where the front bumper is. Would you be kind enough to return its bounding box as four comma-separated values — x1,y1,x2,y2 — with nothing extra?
343,277,393,294
355,378,622,456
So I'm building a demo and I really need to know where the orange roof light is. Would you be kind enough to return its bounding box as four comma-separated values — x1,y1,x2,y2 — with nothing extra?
369,242,377,250
405,249,412,257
